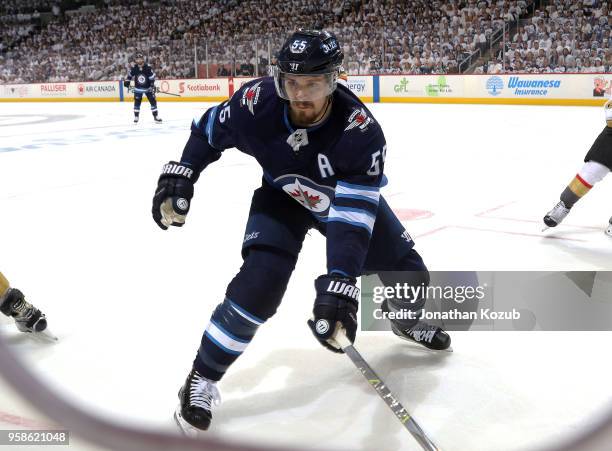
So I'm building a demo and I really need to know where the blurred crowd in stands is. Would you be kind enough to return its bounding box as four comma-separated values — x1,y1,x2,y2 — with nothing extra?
0,0,610,84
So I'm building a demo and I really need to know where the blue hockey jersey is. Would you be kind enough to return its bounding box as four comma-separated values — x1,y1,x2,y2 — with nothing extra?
181,77,388,277
126,64,156,92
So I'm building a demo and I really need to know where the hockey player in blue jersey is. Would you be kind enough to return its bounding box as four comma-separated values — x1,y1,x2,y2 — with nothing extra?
124,53,162,124
151,30,451,436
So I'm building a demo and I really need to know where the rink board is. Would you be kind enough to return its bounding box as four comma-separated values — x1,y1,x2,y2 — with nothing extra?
0,74,609,106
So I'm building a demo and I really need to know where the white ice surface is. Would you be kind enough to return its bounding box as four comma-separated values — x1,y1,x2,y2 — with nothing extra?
1,102,611,451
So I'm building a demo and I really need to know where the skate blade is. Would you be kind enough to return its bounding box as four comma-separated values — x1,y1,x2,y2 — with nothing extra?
30,328,58,343
173,407,202,438
541,226,550,232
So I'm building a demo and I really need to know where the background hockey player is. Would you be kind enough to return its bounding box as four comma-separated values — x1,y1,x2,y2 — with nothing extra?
0,271,53,338
124,52,162,124
543,98,612,236
151,29,451,437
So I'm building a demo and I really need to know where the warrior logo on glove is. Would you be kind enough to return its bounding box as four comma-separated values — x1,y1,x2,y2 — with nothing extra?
325,279,360,301
163,162,194,179
152,161,196,230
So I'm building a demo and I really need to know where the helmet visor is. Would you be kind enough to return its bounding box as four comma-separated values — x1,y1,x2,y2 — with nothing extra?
273,68,336,101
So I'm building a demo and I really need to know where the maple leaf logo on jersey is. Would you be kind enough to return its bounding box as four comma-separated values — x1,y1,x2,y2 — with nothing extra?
280,177,331,213
344,108,373,132
240,81,262,115
290,186,321,209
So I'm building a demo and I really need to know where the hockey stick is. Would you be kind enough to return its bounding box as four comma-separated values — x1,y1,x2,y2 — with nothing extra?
126,87,181,97
159,91,182,97
335,331,441,451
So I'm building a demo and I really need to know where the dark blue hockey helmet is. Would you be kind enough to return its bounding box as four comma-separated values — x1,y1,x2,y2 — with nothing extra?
273,29,344,101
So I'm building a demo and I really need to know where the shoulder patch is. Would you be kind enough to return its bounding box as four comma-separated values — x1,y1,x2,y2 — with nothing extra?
345,107,374,132
240,81,263,115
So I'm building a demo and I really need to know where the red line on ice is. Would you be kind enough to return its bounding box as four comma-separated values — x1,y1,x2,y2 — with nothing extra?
414,226,449,238
0,411,57,429
474,201,517,217
479,215,602,230
453,225,588,241
475,201,602,230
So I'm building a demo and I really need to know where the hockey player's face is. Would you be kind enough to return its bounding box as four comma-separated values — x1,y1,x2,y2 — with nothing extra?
285,75,329,125
136,57,144,66
284,75,329,102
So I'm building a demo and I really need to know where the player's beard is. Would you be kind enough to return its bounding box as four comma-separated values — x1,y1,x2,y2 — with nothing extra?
289,98,330,127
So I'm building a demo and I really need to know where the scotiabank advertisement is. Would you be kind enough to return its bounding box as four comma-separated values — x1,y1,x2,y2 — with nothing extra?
176,79,226,97
150,79,229,100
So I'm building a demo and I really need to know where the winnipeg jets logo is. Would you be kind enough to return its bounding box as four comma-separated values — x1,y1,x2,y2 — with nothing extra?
281,177,331,213
137,75,146,84
240,81,262,115
286,129,309,152
344,108,373,132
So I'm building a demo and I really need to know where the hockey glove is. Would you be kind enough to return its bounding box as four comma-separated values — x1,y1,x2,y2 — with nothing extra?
307,274,359,353
152,161,195,230
123,80,130,89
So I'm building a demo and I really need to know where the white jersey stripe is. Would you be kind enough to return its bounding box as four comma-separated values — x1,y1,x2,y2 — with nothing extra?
328,205,375,234
230,302,264,325
205,321,249,354
335,183,380,204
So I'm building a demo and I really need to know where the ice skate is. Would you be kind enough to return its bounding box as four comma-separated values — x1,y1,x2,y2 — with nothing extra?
542,201,570,230
0,289,57,341
391,321,452,352
174,368,220,437
154,116,162,123
606,217,612,237
133,116,139,124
